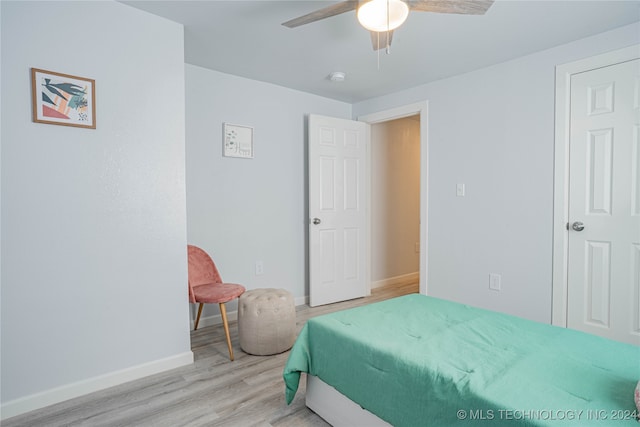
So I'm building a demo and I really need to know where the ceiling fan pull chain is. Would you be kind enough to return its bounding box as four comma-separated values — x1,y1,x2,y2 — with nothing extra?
386,0,391,54
377,31,381,69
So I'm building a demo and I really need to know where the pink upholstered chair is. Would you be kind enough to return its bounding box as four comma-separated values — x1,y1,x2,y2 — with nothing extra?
187,245,246,361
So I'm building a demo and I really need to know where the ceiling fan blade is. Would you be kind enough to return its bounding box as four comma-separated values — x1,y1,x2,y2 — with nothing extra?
282,1,358,28
409,0,494,15
370,30,394,51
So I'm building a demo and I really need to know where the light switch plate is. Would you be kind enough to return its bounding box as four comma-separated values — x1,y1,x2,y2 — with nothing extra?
456,183,465,197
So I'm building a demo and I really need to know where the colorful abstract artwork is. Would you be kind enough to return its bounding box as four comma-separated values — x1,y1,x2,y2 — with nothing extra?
31,68,96,129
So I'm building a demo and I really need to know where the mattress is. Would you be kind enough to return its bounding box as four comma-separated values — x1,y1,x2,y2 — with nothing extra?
283,294,639,426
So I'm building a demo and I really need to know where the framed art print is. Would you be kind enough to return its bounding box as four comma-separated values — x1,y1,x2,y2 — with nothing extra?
31,68,96,129
223,123,253,159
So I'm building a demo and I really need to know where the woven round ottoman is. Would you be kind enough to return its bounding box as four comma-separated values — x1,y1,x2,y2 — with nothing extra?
238,288,296,356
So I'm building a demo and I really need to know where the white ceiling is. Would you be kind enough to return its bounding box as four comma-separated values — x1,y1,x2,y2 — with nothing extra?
123,0,640,103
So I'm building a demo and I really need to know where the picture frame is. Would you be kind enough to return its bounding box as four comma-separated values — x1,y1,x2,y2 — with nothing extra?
31,68,96,129
223,123,253,159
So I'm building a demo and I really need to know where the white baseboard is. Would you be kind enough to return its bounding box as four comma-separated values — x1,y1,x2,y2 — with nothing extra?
371,272,419,290
192,296,309,329
191,309,238,329
1,351,194,420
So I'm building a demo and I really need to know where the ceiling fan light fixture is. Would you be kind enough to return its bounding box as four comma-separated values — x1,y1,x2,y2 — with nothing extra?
357,0,409,32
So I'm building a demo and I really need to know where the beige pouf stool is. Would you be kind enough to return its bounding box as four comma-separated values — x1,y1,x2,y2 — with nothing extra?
238,288,296,356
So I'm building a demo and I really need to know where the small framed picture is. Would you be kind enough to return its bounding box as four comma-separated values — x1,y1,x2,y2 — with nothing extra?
223,123,253,159
31,68,96,129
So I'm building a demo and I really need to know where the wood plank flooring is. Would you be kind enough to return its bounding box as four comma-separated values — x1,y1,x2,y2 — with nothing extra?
4,283,418,427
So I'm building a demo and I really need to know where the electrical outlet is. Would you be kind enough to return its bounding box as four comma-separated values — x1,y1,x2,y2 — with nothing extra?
255,261,264,276
456,183,465,197
489,273,501,291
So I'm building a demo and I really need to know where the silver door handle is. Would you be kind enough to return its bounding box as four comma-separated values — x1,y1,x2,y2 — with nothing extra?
312,218,321,225
571,221,585,232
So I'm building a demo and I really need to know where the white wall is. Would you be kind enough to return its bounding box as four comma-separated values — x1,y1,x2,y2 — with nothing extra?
371,117,420,284
185,65,351,320
1,1,191,417
353,22,640,323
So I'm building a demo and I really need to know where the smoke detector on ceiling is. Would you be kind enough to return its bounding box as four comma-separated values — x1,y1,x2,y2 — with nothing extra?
328,71,346,82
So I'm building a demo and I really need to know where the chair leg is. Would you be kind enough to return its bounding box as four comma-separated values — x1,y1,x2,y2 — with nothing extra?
219,303,234,361
194,303,204,330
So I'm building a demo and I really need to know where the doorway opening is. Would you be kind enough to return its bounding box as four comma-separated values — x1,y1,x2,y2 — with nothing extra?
358,101,428,295
370,115,421,294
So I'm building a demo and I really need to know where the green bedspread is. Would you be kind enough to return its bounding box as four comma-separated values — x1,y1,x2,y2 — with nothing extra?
283,294,639,426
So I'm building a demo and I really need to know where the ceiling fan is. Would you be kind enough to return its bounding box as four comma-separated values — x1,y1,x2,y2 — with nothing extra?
282,0,494,51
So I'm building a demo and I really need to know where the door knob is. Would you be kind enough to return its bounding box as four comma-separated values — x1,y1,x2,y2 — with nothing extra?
571,221,585,232
312,218,321,225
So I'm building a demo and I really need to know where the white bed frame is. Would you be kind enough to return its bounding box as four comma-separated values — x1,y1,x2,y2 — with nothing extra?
305,375,392,427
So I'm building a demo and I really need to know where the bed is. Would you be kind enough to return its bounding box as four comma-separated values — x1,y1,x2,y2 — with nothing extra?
283,294,639,426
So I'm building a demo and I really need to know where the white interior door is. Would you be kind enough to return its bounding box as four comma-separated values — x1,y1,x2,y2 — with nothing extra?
566,58,640,345
309,114,369,307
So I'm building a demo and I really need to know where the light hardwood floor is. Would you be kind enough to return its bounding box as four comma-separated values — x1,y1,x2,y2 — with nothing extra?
4,283,418,427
